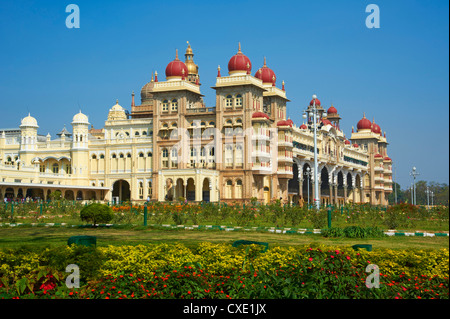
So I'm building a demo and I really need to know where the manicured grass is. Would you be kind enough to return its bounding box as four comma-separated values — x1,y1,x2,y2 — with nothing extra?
0,226,448,250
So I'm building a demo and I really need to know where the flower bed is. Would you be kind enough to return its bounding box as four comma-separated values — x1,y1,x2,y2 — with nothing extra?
0,243,448,299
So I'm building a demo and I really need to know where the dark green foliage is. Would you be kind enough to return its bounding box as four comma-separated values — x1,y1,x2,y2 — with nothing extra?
80,203,113,225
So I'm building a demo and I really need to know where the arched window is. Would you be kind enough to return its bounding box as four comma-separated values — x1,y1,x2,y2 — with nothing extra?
119,153,124,158
235,94,243,107
236,179,243,186
92,154,97,160
52,163,59,174
209,121,215,126
139,152,144,158
162,100,169,112
127,153,132,158
135,131,140,136
162,149,169,158
139,182,144,199
209,147,215,157
147,152,152,157
171,99,178,111
100,154,105,159
190,147,197,157
171,148,178,158
226,95,233,107
112,153,117,159
142,131,147,136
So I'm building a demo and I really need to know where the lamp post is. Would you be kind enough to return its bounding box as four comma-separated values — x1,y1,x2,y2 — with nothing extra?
393,164,397,204
431,191,434,207
425,186,431,209
303,94,326,210
410,167,419,205
410,184,413,204
304,166,312,208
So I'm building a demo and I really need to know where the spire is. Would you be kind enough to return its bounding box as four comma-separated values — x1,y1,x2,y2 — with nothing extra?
151,71,154,82
217,65,221,77
131,91,135,107
154,71,158,82
282,80,285,91
238,42,242,53
175,49,179,60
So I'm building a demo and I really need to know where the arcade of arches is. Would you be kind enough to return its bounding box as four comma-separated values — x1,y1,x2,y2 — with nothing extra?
288,161,365,206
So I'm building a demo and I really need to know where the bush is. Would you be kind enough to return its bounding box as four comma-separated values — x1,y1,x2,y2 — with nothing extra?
80,203,113,225
0,243,448,299
322,226,385,238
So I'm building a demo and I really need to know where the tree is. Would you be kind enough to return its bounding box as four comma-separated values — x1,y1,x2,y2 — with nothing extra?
80,203,114,226
49,190,62,201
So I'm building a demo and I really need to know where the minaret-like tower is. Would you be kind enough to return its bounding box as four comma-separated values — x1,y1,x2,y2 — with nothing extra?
71,110,90,179
184,41,199,84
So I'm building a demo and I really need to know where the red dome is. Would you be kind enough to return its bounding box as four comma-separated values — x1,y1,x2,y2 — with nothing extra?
321,119,332,126
344,139,351,145
374,153,383,158
384,157,392,161
228,43,252,74
165,50,188,79
252,111,269,119
287,118,293,126
357,114,372,131
372,121,381,135
327,106,338,114
277,120,292,127
300,124,308,129
254,57,276,84
353,143,359,148
310,98,321,106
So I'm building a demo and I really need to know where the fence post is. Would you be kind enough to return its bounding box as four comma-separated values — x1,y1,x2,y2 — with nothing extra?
327,207,332,228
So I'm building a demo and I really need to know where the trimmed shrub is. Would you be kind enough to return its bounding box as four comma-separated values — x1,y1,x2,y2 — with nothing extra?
80,203,113,225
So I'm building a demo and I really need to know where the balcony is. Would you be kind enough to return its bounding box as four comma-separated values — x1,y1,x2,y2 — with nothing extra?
252,151,271,160
278,140,293,148
277,156,293,163
252,165,272,175
374,166,384,172
186,107,216,115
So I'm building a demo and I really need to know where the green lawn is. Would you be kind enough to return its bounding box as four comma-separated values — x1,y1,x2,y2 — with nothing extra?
0,226,448,250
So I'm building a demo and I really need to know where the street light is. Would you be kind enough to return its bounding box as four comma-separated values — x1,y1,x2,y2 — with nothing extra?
303,94,325,210
431,191,435,207
304,166,313,208
425,186,431,209
410,166,419,205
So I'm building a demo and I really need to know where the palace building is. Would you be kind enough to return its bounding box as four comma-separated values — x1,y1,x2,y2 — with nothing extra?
0,42,393,206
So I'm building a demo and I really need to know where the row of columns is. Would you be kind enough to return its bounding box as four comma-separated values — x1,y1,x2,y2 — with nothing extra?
0,187,104,202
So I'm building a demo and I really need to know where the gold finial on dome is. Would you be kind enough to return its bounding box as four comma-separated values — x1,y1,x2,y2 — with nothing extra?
185,41,193,56
175,49,179,60
151,71,154,82
238,42,242,53
263,56,267,67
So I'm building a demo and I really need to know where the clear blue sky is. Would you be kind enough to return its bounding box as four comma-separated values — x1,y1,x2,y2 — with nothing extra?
0,0,448,189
